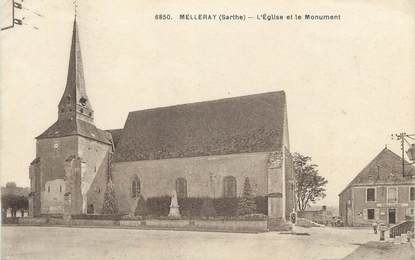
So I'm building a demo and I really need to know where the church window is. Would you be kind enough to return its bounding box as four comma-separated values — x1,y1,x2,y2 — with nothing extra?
176,178,187,198
61,108,64,113
67,96,71,104
223,176,237,198
59,186,62,192
131,176,141,198
48,185,50,193
410,187,415,201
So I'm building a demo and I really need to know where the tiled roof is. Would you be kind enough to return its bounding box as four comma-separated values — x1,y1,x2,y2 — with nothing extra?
36,119,112,144
106,129,123,148
113,91,287,162
340,148,415,194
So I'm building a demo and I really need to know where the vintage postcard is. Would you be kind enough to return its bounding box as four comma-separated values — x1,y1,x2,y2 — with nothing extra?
1,0,414,259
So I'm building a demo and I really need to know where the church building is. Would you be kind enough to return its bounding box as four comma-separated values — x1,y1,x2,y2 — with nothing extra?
28,20,295,224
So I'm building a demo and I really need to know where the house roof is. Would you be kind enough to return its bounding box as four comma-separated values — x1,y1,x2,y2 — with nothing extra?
339,148,415,195
36,119,112,144
113,91,287,162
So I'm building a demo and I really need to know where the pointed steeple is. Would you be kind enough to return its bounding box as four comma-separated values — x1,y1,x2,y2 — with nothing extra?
58,18,94,123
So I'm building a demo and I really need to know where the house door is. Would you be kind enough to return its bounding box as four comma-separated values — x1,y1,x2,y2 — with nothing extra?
388,208,396,225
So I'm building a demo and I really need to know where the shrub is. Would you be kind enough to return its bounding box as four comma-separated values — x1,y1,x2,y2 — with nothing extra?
178,197,203,217
237,177,257,216
145,195,266,218
134,194,148,217
254,196,268,215
200,197,216,219
146,196,171,217
213,198,238,217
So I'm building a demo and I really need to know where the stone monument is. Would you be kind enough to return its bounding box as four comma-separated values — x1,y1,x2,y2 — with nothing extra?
168,190,181,219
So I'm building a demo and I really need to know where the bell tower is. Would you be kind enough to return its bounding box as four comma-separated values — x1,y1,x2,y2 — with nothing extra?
58,19,94,123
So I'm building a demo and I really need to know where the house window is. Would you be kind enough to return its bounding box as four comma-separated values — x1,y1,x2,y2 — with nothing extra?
366,188,375,202
223,176,237,198
131,176,141,198
367,209,375,220
387,187,398,203
176,178,187,198
410,187,415,201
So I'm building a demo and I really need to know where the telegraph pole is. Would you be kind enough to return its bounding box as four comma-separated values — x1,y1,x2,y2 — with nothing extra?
392,132,415,177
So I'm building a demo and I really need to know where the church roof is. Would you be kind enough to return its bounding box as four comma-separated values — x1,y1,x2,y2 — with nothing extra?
106,129,123,148
339,148,415,194
58,19,93,112
113,91,287,162
36,119,112,144
36,19,111,144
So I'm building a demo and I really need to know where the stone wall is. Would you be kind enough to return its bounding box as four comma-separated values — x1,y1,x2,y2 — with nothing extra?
78,137,111,214
112,152,270,215
35,135,111,215
36,136,77,214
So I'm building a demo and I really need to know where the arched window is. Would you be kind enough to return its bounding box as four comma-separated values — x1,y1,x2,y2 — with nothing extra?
223,176,237,198
176,178,187,198
131,176,141,198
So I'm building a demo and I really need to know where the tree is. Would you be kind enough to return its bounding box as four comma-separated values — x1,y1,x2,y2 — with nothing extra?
293,153,328,211
237,177,257,216
1,194,28,217
134,194,148,217
102,179,119,215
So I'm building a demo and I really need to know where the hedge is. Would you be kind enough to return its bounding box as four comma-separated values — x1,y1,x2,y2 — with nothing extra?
146,196,171,217
145,196,268,218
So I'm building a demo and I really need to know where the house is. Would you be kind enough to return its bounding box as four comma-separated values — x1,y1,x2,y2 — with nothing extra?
298,206,333,225
28,19,296,227
339,147,415,226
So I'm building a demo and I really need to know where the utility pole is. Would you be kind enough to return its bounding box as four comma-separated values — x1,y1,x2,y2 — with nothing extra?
391,132,415,177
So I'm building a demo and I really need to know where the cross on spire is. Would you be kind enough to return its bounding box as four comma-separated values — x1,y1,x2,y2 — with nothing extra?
73,0,78,18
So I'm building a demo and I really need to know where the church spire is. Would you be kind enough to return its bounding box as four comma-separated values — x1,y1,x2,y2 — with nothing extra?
58,18,94,123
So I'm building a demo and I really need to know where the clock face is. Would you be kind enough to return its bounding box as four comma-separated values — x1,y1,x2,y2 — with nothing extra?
54,143,59,149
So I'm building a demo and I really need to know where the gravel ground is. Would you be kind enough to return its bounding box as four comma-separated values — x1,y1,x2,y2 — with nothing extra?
2,225,381,260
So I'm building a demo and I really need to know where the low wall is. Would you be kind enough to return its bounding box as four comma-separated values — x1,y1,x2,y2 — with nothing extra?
71,219,120,226
14,217,268,232
194,220,268,232
120,219,267,232
18,217,48,225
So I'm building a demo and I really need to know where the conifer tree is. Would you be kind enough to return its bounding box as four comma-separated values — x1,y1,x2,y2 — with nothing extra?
237,177,256,216
102,179,119,215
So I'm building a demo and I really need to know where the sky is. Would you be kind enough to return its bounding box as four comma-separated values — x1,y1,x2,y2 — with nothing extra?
1,0,414,206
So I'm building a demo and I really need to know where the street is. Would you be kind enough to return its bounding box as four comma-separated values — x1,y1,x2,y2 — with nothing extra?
2,225,385,260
